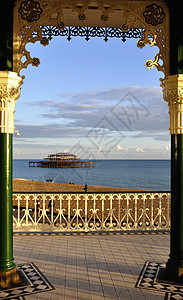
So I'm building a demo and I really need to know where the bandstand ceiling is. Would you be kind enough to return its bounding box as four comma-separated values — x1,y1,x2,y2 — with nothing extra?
13,0,170,80
15,0,168,29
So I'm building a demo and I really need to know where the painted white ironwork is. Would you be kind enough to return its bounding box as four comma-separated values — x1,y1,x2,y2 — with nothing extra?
13,192,171,232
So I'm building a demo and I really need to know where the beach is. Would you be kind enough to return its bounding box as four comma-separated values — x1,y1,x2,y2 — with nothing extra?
13,178,142,192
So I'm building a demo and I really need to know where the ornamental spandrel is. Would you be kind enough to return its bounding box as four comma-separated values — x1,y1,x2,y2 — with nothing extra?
13,0,170,81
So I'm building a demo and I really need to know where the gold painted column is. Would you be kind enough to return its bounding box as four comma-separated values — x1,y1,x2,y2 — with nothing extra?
162,74,183,281
0,71,22,288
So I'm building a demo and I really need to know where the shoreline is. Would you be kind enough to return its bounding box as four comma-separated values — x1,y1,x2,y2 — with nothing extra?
13,178,143,193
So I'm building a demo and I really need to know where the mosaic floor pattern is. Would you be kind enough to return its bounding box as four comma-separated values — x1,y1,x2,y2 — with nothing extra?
0,263,54,299
165,293,183,299
136,261,183,300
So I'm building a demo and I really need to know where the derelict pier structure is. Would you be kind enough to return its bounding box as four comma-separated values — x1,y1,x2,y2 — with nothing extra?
29,153,94,168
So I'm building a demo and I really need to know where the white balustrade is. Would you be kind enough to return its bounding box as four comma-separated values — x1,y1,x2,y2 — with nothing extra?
12,192,171,232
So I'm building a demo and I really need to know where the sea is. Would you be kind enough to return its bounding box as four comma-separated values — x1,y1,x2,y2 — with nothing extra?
13,159,170,191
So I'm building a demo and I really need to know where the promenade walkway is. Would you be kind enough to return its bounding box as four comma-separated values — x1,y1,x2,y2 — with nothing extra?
12,231,170,300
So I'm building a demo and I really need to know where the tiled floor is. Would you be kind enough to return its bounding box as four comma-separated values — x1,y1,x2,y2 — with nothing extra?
13,232,170,300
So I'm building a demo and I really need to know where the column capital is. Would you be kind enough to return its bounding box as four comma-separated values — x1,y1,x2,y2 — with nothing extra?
162,74,183,104
0,71,22,134
162,75,183,134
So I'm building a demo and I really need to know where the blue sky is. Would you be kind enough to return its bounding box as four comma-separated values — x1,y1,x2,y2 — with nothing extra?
14,35,170,159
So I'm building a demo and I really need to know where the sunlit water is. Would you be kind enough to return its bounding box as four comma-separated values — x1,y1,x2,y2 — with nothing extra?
13,159,170,191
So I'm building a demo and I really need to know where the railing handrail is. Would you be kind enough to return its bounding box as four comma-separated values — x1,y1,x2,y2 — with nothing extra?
13,191,171,195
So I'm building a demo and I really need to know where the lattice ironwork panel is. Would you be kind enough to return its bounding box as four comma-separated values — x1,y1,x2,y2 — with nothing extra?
34,26,144,42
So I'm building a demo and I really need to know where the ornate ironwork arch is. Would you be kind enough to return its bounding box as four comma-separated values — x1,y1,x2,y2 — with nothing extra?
13,0,170,82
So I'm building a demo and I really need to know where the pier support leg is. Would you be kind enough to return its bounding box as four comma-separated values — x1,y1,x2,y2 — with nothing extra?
162,75,183,281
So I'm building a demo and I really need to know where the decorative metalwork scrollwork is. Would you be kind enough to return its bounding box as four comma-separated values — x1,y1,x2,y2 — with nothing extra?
37,26,144,42
79,14,86,21
31,57,40,66
13,0,170,80
12,192,171,232
57,22,65,30
18,0,43,23
121,24,128,32
101,14,108,22
143,3,165,26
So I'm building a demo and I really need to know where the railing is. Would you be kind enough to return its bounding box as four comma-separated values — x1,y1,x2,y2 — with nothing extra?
13,192,171,232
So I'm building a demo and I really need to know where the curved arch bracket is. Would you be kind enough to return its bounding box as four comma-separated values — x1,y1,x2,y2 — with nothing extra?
13,0,170,81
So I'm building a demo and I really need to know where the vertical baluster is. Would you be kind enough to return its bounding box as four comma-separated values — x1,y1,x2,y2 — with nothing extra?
133,194,138,229
167,193,170,228
51,195,54,225
76,194,79,229
102,194,104,229
17,195,20,227
108,195,112,229
58,195,61,225
43,194,45,225
68,195,71,230
109,194,113,229
126,194,129,229
34,195,37,224
134,194,138,229
84,194,88,232
93,194,96,228
143,194,146,228
25,194,29,226
150,193,154,228
118,194,121,229
159,194,162,228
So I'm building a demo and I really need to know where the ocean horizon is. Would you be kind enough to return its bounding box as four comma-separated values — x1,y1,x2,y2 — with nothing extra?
13,159,170,191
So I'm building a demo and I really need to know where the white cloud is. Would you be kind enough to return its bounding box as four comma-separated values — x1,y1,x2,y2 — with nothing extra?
161,145,170,153
116,144,122,150
14,86,171,159
136,147,144,153
22,86,169,138
98,146,102,152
